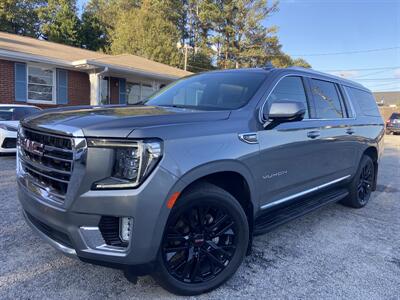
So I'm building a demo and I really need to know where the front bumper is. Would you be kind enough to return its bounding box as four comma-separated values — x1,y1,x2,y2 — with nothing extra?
386,126,400,133
23,210,77,257
18,165,179,268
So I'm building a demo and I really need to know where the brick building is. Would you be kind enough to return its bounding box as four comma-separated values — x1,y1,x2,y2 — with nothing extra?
0,32,191,108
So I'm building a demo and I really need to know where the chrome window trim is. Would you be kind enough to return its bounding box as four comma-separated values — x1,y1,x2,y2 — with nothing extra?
260,175,351,210
258,73,358,125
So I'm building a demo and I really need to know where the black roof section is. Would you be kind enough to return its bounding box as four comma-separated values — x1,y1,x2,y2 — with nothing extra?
283,66,367,90
201,66,368,91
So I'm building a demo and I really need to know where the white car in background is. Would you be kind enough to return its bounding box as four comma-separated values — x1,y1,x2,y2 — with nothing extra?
0,104,41,154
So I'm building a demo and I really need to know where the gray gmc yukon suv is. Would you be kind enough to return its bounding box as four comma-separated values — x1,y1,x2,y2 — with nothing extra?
17,67,384,295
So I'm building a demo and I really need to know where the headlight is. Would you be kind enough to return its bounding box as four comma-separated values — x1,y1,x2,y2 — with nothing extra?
0,124,17,132
87,139,163,189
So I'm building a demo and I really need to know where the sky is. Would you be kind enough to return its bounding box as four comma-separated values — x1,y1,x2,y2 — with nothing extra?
77,0,399,92
266,0,400,92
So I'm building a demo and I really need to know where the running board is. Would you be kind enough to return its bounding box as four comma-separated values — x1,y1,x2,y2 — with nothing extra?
254,188,348,235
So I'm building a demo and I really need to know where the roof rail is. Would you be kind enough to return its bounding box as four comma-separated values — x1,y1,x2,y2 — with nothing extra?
263,62,274,70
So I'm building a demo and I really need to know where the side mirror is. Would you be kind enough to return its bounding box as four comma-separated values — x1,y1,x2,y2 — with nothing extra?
264,101,306,125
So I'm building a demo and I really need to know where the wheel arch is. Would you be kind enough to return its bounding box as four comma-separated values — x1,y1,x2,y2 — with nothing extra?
362,146,379,190
170,160,258,253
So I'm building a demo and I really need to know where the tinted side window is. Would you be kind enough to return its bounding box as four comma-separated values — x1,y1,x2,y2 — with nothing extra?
338,85,354,118
311,79,344,119
267,76,309,118
345,87,381,117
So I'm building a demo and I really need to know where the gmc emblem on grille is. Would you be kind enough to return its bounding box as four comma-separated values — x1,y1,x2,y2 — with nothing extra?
21,138,44,156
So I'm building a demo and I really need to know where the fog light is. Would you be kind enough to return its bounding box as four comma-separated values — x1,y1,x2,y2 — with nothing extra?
120,217,133,242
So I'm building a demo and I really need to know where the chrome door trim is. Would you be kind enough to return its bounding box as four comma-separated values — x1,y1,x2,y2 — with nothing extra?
260,175,351,210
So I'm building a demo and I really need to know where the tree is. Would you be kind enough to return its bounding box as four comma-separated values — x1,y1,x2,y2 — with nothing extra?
38,0,81,46
291,58,311,68
183,0,310,70
1,0,310,70
79,0,140,51
79,7,108,50
183,0,216,71
110,0,182,67
183,0,283,69
0,0,43,37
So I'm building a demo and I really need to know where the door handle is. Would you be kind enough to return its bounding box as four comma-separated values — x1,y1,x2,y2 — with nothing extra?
307,130,320,139
346,128,355,135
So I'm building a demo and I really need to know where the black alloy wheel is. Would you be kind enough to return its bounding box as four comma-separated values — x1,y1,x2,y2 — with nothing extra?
341,155,375,208
153,182,249,295
162,204,237,283
357,159,374,205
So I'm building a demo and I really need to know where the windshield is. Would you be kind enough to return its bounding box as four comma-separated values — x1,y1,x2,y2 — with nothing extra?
0,106,41,121
145,72,267,110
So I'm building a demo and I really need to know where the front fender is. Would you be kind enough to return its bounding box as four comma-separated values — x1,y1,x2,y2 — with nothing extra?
148,159,259,263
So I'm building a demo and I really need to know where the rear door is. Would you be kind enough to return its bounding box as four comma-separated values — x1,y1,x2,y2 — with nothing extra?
306,78,359,182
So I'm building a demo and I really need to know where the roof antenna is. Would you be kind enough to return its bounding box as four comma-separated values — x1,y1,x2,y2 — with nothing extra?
263,62,274,70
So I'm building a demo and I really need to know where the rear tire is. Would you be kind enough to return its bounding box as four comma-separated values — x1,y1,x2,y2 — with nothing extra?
341,155,375,208
152,182,249,296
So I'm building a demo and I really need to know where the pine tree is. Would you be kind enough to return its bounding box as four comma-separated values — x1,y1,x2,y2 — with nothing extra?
0,0,43,37
79,5,108,51
110,0,182,67
38,0,81,46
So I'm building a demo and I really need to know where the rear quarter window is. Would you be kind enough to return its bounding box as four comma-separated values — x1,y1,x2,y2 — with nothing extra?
345,87,381,117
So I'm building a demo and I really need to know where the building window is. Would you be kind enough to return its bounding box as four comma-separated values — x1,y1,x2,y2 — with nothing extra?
100,77,110,105
127,82,155,104
27,65,56,103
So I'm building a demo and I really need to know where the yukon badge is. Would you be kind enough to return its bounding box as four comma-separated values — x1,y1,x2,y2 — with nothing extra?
263,170,288,180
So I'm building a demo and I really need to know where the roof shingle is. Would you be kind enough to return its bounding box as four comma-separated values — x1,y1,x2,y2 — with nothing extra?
0,31,191,78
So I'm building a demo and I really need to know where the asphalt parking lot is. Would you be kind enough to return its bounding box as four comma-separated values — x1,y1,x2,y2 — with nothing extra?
0,136,399,299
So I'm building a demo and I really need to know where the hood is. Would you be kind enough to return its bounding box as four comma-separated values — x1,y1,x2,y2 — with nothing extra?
21,105,230,137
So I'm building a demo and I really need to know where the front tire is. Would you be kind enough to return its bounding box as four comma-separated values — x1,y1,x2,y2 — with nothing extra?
342,155,375,208
153,182,249,296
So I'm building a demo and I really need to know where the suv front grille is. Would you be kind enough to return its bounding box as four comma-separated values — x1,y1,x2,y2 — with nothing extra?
19,127,74,202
